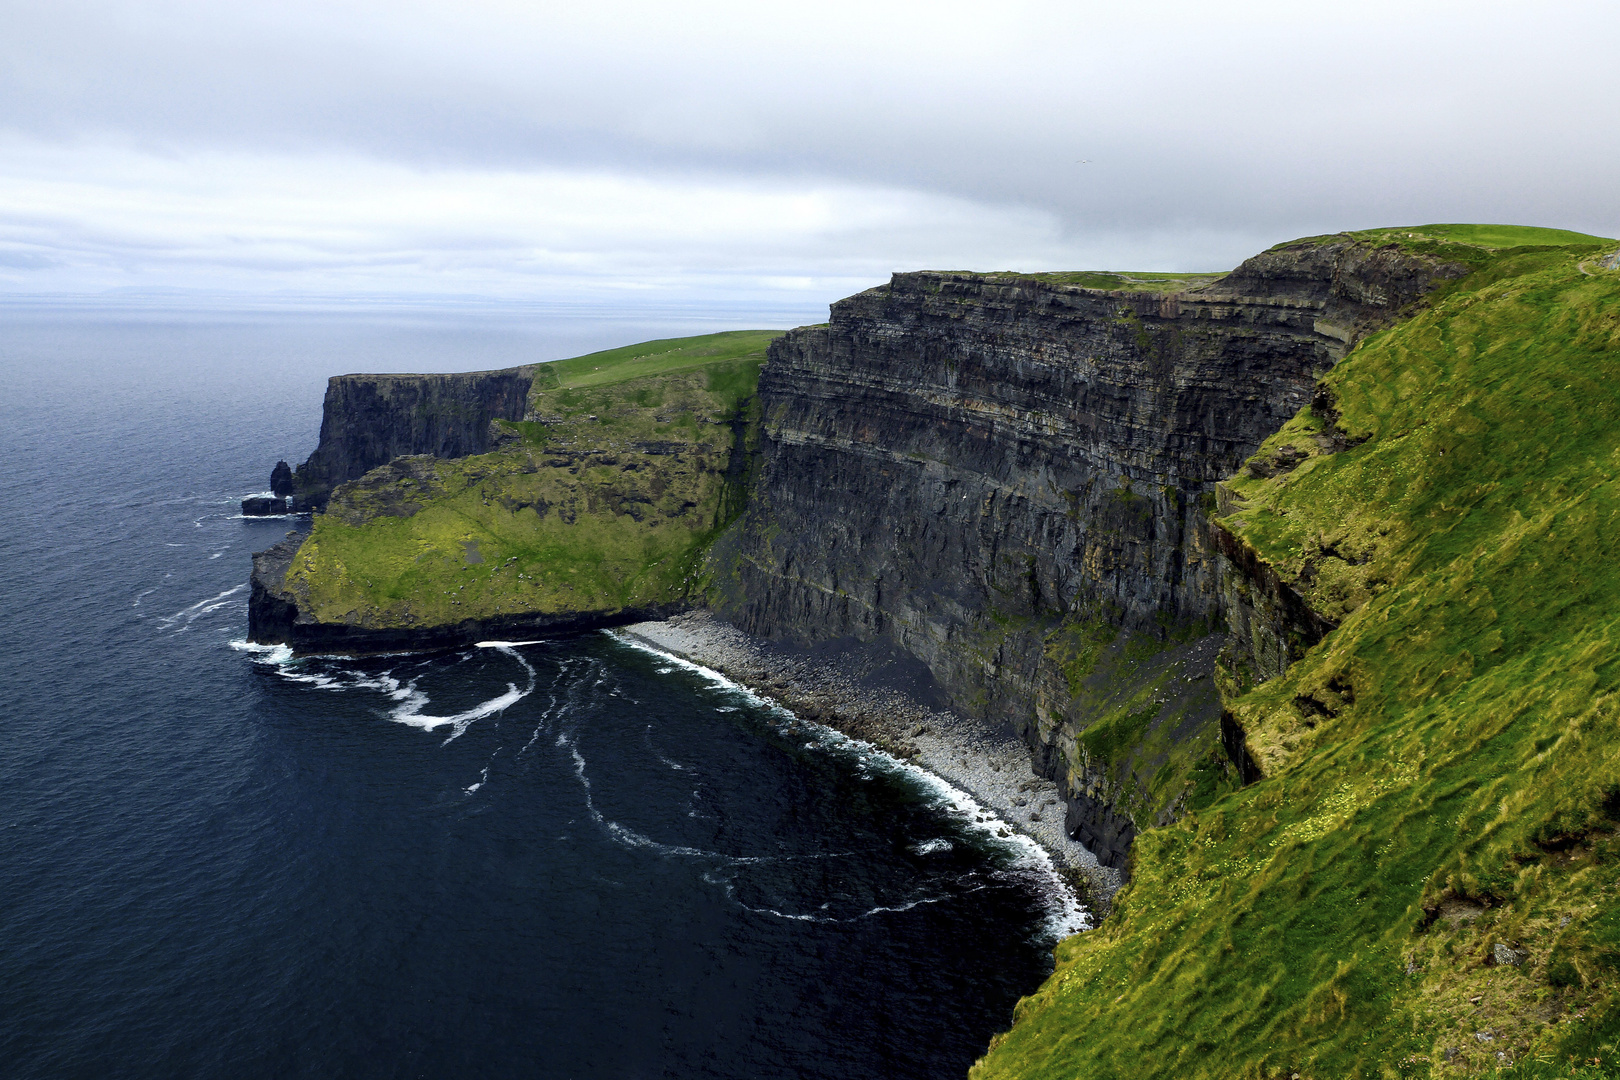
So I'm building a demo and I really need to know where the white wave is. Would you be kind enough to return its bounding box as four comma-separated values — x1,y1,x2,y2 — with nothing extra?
912,838,954,855
385,642,536,741
230,639,524,738
474,639,547,648
609,633,777,711
230,639,292,662
610,630,1091,940
717,874,974,924
390,681,525,735
562,732,779,866
860,892,959,916
465,764,491,795
157,584,247,631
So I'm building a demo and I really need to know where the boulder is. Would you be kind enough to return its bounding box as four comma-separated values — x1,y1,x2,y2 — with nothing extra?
242,496,289,516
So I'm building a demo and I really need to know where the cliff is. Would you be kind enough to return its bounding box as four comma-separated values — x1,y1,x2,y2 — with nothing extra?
292,367,538,507
248,332,777,651
974,227,1620,1079
250,225,1620,1077
707,237,1468,866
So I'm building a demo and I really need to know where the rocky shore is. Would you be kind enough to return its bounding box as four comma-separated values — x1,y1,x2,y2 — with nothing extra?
614,610,1121,907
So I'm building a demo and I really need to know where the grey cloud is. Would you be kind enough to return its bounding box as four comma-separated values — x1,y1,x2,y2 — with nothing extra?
0,0,1616,299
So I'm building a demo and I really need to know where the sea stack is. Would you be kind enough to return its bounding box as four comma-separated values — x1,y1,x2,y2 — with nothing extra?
270,460,295,497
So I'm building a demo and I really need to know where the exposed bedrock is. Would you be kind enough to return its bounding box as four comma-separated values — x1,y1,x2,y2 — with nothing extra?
711,239,1465,867
269,460,295,498
292,367,537,508
241,496,289,516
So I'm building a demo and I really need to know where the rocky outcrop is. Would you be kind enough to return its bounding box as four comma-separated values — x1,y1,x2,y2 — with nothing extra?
710,238,1466,864
248,531,310,643
241,496,289,516
1205,485,1340,686
292,367,538,507
270,460,295,498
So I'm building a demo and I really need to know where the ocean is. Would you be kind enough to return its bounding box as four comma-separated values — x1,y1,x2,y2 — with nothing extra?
0,306,1080,1079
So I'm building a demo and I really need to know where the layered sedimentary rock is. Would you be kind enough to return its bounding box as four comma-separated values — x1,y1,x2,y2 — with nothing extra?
292,367,538,507
249,347,766,654
710,239,1466,865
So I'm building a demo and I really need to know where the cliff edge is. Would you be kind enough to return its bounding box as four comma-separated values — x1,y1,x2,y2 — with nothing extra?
707,236,1468,867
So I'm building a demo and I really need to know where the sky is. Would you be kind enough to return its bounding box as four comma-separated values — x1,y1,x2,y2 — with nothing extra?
1,0,1617,311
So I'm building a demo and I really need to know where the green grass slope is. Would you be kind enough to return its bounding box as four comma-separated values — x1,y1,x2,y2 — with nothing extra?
946,269,1228,292
532,329,782,390
974,234,1620,1078
283,332,779,628
1290,223,1614,256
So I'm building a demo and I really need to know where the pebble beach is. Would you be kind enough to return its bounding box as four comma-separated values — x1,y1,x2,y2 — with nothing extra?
614,610,1120,905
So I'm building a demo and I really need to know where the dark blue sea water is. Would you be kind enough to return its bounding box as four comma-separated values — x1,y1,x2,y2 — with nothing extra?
0,308,1080,1080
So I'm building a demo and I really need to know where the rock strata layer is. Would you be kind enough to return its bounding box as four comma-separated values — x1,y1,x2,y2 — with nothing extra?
249,237,1464,870
710,239,1465,865
293,367,538,507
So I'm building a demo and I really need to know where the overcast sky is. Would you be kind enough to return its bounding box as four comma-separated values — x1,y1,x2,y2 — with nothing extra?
2,0,1616,309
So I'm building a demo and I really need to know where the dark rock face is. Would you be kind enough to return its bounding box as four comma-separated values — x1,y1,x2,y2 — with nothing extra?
292,367,537,507
269,460,295,497
1207,509,1338,685
241,496,289,516
248,532,309,643
712,240,1465,864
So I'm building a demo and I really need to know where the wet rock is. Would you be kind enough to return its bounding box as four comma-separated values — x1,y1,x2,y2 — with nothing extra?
270,460,295,497
242,496,288,516
1493,943,1527,966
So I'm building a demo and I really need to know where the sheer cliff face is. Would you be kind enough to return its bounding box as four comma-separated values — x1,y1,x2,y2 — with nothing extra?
293,368,537,506
712,241,1465,864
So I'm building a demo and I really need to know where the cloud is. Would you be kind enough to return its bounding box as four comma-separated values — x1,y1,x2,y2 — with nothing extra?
0,135,1174,301
1,0,1616,301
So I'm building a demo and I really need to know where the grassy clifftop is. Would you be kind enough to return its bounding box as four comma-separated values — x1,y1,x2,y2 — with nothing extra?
975,231,1620,1078
280,331,777,631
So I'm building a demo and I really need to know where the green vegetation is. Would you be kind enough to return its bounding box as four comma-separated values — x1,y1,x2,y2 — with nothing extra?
1288,224,1615,260
1355,223,1612,250
976,234,1620,1078
531,329,780,390
981,269,1228,292
283,332,780,627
